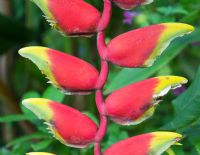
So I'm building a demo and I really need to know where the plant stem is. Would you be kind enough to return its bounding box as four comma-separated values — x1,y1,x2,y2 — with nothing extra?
94,89,108,155
94,46,109,155
97,0,112,31
94,0,112,154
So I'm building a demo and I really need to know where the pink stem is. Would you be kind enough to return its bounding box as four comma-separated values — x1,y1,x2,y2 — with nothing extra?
94,60,109,155
97,0,112,31
96,59,109,89
94,1,112,155
97,31,107,60
94,89,108,155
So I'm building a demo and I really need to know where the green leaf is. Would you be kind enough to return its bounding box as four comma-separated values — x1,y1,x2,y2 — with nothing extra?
104,29,200,94
157,6,188,16
32,139,53,151
42,86,65,102
102,123,129,151
189,125,200,154
0,114,33,123
22,91,40,99
163,66,200,130
7,132,48,147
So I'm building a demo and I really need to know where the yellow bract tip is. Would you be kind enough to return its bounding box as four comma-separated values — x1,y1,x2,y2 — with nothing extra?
150,131,182,155
22,98,53,121
144,23,194,67
164,23,195,33
152,131,182,140
18,46,58,88
155,76,188,94
18,46,48,57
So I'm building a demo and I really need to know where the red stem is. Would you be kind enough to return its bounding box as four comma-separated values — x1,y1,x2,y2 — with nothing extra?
94,90,108,155
97,0,112,31
94,61,109,155
94,55,109,155
94,0,112,155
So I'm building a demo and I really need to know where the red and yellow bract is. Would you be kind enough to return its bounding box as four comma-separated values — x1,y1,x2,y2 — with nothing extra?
32,0,101,36
105,76,188,125
19,46,99,94
23,98,98,148
104,132,182,155
106,23,194,68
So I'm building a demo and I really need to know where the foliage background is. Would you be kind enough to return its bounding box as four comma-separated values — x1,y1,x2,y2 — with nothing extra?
0,0,200,154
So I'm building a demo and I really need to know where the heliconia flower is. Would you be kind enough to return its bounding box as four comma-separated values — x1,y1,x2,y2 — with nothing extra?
104,132,182,155
26,153,55,155
106,23,194,68
22,98,98,148
112,0,154,10
19,46,99,95
105,76,188,125
31,0,101,36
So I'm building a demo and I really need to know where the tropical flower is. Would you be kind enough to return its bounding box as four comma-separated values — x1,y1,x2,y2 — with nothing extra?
106,23,194,67
23,98,98,148
19,46,99,94
105,76,188,125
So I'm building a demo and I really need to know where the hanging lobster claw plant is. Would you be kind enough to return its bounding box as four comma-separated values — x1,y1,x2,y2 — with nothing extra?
16,0,195,154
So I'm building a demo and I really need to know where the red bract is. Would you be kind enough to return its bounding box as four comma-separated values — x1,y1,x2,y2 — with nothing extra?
112,0,153,10
106,23,194,68
104,132,182,155
32,0,101,36
105,76,188,125
23,98,98,148
19,46,99,94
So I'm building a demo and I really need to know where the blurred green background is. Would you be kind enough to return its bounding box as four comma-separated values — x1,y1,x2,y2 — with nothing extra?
0,0,200,154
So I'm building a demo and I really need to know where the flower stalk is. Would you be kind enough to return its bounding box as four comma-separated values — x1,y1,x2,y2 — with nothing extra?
94,1,112,154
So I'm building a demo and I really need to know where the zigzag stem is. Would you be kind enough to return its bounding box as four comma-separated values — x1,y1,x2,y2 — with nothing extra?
94,34,109,155
94,0,111,154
